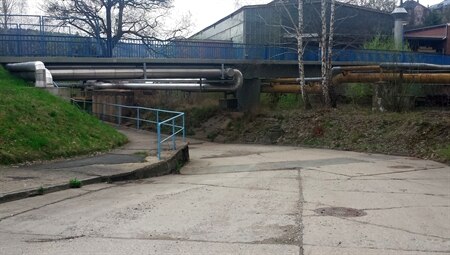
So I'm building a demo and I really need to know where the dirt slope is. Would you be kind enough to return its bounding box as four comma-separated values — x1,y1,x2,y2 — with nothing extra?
190,108,450,164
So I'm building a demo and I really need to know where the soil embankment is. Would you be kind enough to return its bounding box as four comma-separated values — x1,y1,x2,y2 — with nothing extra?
188,107,450,164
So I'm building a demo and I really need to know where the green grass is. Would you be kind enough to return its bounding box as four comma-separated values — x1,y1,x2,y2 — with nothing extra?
0,67,127,165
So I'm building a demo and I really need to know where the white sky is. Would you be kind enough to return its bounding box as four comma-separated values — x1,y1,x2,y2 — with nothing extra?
27,0,446,36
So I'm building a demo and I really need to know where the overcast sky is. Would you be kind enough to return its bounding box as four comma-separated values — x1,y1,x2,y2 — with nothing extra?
27,0,445,35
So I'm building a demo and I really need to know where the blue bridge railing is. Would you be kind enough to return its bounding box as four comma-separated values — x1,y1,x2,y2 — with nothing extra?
1,33,450,65
71,99,185,160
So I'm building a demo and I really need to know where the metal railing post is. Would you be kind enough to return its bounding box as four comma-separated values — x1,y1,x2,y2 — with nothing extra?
143,63,147,79
102,103,106,121
137,108,140,129
182,114,186,143
157,123,161,160
117,105,122,126
172,118,176,150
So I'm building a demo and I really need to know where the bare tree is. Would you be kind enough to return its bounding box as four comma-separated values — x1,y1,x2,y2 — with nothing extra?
296,0,311,109
44,0,188,57
352,0,396,12
320,0,335,108
0,0,26,29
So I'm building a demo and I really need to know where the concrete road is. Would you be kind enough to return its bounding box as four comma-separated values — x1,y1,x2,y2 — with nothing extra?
0,142,449,254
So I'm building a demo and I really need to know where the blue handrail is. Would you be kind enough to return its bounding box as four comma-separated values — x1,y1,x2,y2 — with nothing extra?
1,33,450,64
70,99,185,160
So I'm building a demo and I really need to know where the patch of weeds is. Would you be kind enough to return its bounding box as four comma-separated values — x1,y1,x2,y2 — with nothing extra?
207,131,219,141
173,160,184,174
69,178,82,188
133,151,148,157
37,186,44,195
437,145,450,162
344,83,372,105
186,128,196,136
188,106,218,128
277,94,301,110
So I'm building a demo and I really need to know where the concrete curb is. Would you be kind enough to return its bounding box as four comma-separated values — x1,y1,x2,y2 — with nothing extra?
0,144,189,204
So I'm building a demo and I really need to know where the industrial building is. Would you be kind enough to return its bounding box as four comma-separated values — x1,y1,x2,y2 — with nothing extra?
191,0,394,50
405,23,450,54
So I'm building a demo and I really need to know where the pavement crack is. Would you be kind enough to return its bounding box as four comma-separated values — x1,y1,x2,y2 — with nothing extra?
303,243,450,253
305,168,352,178
362,205,450,211
183,167,302,175
327,189,449,197
0,231,300,246
26,235,85,243
152,182,298,194
339,217,450,241
350,167,445,179
0,185,119,222
297,169,304,255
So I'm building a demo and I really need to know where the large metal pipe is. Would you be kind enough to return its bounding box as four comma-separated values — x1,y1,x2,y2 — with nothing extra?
332,72,450,85
261,84,323,94
92,69,244,92
50,68,236,81
262,77,323,85
6,61,53,87
380,63,450,71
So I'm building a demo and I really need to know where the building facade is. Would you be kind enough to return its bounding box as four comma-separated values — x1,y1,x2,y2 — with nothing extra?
405,23,450,54
401,0,430,28
191,0,393,49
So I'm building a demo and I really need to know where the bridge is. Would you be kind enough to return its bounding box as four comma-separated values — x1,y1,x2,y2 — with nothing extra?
1,26,450,111
2,32,450,82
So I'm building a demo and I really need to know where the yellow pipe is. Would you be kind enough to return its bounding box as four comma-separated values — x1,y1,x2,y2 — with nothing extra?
332,73,450,85
261,84,323,94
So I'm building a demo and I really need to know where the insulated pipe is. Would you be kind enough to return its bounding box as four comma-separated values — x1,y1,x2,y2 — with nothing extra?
379,63,450,71
50,68,236,81
261,84,323,94
331,66,381,75
92,69,244,92
6,61,53,87
332,72,450,85
262,77,323,84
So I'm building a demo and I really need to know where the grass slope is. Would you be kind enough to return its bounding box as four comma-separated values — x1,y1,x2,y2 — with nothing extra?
0,67,127,164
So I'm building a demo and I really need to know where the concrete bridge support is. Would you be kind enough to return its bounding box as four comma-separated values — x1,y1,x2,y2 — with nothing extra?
237,79,261,112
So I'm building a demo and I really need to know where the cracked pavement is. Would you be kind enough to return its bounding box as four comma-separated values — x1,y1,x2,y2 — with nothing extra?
0,142,449,254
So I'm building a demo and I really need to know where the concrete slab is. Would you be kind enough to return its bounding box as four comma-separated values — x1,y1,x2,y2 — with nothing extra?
0,141,448,254
0,127,189,203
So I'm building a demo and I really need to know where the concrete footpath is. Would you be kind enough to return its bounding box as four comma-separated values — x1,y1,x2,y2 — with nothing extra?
0,127,189,203
0,142,448,254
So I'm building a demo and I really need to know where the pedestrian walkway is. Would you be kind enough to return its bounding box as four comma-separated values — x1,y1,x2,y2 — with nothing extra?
0,127,188,203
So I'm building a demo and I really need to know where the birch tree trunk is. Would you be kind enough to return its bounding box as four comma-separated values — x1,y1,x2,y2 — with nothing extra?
326,0,336,107
297,0,311,109
320,0,331,107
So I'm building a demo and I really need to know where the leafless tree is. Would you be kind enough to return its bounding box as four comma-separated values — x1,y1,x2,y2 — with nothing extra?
351,0,395,12
271,0,312,109
296,0,311,109
0,0,26,29
44,0,190,57
320,0,336,107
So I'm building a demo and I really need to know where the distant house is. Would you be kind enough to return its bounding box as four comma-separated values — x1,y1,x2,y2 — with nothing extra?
404,23,450,54
401,0,430,28
191,0,393,49
430,0,450,10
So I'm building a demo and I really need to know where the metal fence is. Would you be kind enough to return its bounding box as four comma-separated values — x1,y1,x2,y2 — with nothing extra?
71,99,185,160
1,33,450,64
